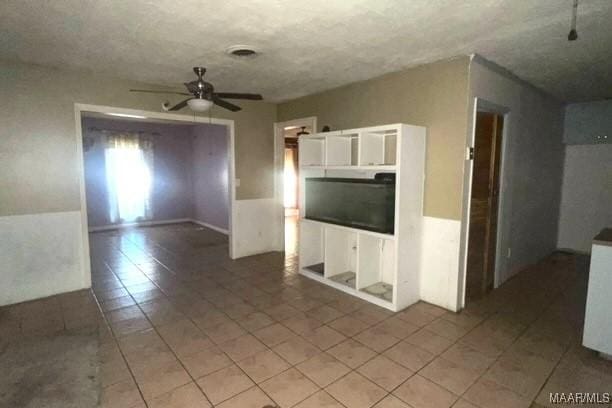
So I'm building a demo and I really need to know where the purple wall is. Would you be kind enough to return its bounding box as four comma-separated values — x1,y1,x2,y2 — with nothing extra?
83,117,195,227
82,117,230,231
192,124,229,231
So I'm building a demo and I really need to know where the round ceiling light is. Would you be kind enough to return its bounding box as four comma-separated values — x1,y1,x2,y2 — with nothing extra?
187,98,213,112
226,45,258,57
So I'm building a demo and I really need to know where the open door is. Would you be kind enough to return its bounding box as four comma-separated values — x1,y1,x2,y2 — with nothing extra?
465,111,504,301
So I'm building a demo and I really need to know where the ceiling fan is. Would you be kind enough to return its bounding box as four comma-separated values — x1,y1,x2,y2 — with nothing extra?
130,67,263,112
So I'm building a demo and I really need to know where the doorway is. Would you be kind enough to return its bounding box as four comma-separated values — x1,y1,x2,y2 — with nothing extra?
274,117,317,256
465,111,504,302
74,104,237,280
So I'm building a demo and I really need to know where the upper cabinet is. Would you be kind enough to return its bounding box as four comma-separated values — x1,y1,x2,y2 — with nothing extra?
564,100,612,145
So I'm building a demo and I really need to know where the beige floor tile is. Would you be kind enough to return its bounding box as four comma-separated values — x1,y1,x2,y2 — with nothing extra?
326,371,388,408
483,348,556,399
236,349,290,383
197,364,254,405
374,395,413,408
216,386,274,408
157,319,214,357
282,316,323,335
140,299,185,326
302,325,347,350
261,368,320,407
376,317,420,339
297,352,351,387
100,358,132,388
264,303,303,321
358,355,414,391
204,320,246,344
420,357,481,395
131,358,192,399
441,343,497,374
383,341,435,371
463,378,531,408
327,315,372,337
218,333,267,361
236,311,275,332
148,382,211,408
351,308,390,325
110,316,153,337
411,302,448,317
100,378,144,408
307,304,345,323
294,390,345,408
253,322,296,347
106,305,144,323
452,399,480,408
396,307,438,327
440,311,483,330
425,319,470,341
328,339,378,369
180,345,233,378
393,375,457,408
192,309,232,330
406,329,454,355
273,335,321,365
355,325,402,352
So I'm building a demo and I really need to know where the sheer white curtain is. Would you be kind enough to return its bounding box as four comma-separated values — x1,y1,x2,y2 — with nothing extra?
104,132,154,223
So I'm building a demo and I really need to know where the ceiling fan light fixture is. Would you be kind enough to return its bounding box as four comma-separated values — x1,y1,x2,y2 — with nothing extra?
226,45,258,57
187,98,213,112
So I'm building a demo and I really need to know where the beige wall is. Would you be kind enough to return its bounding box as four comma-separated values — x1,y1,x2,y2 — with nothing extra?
0,59,277,217
278,57,471,220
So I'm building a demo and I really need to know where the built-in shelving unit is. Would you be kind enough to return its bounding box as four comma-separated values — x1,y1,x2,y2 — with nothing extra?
298,123,426,312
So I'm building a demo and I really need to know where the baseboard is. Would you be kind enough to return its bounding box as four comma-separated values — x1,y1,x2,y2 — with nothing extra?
88,218,192,232
190,219,229,235
556,247,591,255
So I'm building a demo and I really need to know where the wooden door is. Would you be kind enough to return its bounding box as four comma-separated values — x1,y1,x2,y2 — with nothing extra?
465,112,503,301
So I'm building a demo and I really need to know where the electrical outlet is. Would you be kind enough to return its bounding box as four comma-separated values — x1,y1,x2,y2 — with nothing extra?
507,248,512,258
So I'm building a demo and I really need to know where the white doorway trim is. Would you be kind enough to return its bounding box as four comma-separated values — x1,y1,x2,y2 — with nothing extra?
457,97,510,309
273,117,317,251
74,103,238,286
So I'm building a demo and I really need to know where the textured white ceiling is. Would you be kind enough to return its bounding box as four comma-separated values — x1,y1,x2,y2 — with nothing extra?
1,0,611,102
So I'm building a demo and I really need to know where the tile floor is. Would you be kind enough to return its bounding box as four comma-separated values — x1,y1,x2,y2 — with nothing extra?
3,222,612,408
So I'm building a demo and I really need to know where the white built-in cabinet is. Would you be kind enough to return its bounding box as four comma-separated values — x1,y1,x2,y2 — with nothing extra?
298,124,426,312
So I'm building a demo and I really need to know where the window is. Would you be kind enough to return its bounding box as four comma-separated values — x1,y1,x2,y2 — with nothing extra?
104,133,153,223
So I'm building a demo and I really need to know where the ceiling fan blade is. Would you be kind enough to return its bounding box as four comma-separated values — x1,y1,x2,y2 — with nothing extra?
212,97,242,112
166,98,192,111
130,89,191,96
214,92,263,100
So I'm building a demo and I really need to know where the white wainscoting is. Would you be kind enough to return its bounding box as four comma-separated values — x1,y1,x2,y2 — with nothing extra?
420,216,462,312
0,211,88,306
232,198,280,258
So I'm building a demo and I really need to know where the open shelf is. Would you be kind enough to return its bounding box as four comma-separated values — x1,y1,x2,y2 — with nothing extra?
325,134,359,166
300,136,325,167
329,271,356,289
357,234,395,303
324,228,357,282
299,221,325,276
359,129,398,166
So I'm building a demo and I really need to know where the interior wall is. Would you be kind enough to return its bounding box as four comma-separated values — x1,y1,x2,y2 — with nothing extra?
82,117,196,227
0,59,277,306
278,57,471,221
192,124,229,232
277,57,471,311
557,144,612,253
465,56,565,296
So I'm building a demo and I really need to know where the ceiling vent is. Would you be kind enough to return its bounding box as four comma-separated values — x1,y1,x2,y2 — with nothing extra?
226,45,258,57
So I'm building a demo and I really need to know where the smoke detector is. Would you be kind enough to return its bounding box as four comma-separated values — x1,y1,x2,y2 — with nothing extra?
226,45,258,57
